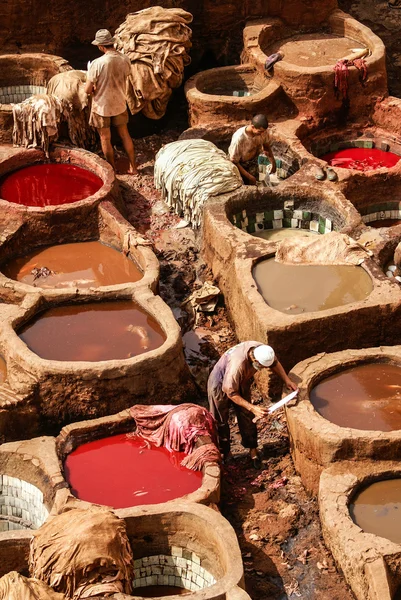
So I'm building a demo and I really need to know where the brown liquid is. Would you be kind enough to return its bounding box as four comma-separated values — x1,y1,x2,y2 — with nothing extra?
253,258,372,314
350,479,401,544
0,357,6,384
2,241,142,289
133,586,189,597
19,301,166,362
268,33,360,67
253,229,319,242
369,219,401,228
310,363,401,431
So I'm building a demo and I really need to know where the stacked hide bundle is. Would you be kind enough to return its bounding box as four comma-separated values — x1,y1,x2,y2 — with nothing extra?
0,572,65,600
114,6,192,119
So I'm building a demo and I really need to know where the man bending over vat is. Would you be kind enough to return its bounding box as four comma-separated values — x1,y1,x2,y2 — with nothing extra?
84,29,138,175
228,114,276,185
208,342,298,468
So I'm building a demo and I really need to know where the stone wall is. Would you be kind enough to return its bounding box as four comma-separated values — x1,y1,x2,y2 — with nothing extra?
0,0,338,68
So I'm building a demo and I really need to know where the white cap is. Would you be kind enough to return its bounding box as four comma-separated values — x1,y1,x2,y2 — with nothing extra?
253,345,275,367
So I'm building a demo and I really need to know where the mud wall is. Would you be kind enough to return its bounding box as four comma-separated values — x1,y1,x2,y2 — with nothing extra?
0,0,338,67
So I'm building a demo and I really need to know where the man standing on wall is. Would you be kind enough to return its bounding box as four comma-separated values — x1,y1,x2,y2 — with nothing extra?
85,29,138,175
228,114,275,185
208,341,298,468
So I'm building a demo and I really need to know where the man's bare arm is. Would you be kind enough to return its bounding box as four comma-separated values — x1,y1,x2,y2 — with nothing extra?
229,392,268,418
84,80,94,95
271,360,298,391
263,142,276,173
231,159,257,185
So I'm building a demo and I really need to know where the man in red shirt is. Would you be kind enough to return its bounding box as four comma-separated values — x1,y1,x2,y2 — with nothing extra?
85,29,137,174
208,342,297,468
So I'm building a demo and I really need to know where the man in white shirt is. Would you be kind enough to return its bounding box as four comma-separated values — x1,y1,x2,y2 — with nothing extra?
228,114,276,185
84,29,137,175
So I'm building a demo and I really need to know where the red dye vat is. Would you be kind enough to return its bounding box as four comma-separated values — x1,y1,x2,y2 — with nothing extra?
321,147,400,171
0,163,103,207
64,434,203,508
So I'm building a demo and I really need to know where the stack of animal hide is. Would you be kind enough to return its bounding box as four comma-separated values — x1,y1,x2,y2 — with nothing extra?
0,571,65,600
114,6,192,119
47,70,97,149
29,507,133,599
12,94,70,157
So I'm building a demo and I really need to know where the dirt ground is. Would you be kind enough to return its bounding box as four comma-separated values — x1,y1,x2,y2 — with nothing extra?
113,129,355,600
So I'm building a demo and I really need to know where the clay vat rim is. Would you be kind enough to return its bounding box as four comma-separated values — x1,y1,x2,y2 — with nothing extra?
4,291,180,374
288,347,401,439
319,461,401,555
56,409,221,509
185,62,272,103
117,500,245,594
0,146,115,213
244,9,385,76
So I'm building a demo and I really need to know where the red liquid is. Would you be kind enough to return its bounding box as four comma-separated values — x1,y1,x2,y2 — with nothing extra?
19,300,166,362
64,434,203,508
0,163,103,207
321,148,400,171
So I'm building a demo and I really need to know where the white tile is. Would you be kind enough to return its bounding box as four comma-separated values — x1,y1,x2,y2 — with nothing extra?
272,219,282,229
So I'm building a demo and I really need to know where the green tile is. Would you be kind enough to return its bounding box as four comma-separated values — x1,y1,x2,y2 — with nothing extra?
275,158,282,168
302,211,312,221
354,140,365,148
329,142,340,152
318,221,326,234
284,209,293,219
363,140,373,149
264,210,274,221
265,221,273,230
283,218,292,228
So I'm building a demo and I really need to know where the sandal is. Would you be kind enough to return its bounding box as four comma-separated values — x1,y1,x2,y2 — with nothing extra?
326,167,338,182
314,167,325,181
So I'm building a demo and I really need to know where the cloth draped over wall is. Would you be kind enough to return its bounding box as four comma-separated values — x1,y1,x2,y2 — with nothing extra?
114,6,193,119
275,231,373,266
154,139,243,227
29,507,133,600
0,572,65,600
130,403,221,470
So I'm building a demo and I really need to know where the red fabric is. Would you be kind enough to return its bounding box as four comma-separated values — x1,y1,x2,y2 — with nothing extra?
130,404,221,470
334,58,368,99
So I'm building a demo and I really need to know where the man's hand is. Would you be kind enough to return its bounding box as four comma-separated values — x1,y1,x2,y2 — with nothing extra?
252,405,269,422
247,174,257,185
284,378,298,392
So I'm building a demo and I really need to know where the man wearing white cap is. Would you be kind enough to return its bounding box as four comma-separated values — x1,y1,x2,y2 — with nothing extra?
84,29,138,175
208,341,297,468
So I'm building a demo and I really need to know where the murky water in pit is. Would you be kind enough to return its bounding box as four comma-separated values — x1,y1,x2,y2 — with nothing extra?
19,300,165,362
2,241,142,289
253,258,372,314
253,229,319,242
350,479,401,544
310,363,401,431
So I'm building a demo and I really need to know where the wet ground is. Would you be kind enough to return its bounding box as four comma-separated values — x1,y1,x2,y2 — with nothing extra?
114,132,355,600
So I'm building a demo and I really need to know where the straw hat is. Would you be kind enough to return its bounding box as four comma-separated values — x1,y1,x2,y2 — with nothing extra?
91,29,115,46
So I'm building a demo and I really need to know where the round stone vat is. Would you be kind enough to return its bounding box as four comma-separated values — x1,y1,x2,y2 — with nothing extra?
185,63,284,127
319,461,401,600
0,53,71,144
0,436,64,577
202,184,399,384
118,502,250,599
0,200,159,303
56,409,220,507
0,145,122,228
242,10,386,121
286,346,401,494
0,290,191,431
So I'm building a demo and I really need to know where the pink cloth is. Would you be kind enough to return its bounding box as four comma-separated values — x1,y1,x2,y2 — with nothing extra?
130,404,221,470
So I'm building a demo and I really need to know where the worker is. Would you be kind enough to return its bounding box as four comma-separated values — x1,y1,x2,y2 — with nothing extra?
84,29,138,175
228,114,276,185
208,341,298,468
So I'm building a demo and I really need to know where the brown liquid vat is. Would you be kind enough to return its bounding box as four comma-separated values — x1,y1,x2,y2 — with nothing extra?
0,53,72,144
242,10,387,122
0,198,159,302
319,461,401,600
286,347,401,495
0,289,191,438
203,185,401,385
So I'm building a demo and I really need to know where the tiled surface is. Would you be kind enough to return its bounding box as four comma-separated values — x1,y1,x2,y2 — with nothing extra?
0,85,47,105
0,474,48,531
258,153,297,181
362,202,401,223
311,137,401,159
232,90,252,97
132,548,216,592
232,206,334,235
